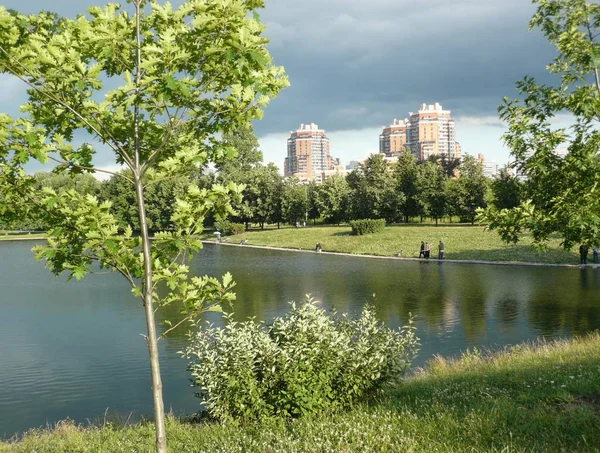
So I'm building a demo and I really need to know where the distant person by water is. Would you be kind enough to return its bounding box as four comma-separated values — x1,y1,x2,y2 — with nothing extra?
424,242,431,259
419,241,425,258
579,244,589,265
438,241,445,260
593,245,599,264
315,243,322,253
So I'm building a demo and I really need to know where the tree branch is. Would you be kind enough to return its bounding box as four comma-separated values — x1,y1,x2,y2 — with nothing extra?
0,46,136,170
157,312,197,340
585,19,600,98
46,155,130,181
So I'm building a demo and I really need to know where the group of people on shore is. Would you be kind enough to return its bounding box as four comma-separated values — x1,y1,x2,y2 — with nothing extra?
579,244,599,265
419,241,444,260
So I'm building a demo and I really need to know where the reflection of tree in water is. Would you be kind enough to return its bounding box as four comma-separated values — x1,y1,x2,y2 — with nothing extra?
494,297,521,340
527,269,600,337
156,246,600,354
496,298,520,325
457,268,487,344
413,262,446,331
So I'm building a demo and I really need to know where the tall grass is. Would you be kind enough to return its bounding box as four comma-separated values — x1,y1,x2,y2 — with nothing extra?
3,333,599,452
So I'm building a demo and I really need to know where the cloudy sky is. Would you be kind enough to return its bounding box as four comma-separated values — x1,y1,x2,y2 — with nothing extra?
0,0,559,173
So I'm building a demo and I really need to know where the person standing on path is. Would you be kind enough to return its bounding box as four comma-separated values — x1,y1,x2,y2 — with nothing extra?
438,241,444,260
424,242,431,259
579,244,589,265
593,245,599,264
419,241,425,258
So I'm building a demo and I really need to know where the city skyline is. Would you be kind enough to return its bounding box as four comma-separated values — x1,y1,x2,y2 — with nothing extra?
0,0,568,175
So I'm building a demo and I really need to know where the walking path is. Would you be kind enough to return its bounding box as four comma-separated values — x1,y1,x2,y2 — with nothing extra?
204,240,600,269
4,236,598,269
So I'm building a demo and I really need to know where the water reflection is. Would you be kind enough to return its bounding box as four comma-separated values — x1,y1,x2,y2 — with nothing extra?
1,241,600,438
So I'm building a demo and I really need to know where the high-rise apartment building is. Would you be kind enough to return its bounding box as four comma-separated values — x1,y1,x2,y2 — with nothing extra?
407,103,460,161
379,118,409,157
284,123,343,182
380,103,461,161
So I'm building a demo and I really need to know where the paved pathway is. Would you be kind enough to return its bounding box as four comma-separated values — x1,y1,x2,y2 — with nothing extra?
203,240,600,269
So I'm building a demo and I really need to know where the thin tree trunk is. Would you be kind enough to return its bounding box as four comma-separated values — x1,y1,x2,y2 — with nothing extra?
135,176,167,453
133,2,167,452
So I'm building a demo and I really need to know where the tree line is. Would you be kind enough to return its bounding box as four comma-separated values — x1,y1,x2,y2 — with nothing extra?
4,126,525,232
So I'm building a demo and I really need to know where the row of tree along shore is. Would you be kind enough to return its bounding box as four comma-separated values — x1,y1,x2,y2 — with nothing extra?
2,127,524,233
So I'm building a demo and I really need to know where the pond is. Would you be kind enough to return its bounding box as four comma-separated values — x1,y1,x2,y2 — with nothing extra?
1,240,599,438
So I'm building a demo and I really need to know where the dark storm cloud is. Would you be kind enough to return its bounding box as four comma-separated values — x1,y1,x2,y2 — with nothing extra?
0,0,557,139
256,0,557,134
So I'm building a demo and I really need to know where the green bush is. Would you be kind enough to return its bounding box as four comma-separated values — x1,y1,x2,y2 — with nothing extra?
183,297,418,422
349,218,386,235
214,220,245,236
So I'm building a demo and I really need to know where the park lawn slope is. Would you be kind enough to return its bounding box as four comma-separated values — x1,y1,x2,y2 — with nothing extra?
215,224,580,265
2,332,600,452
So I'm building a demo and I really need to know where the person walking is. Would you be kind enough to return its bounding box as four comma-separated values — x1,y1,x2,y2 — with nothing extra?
424,242,431,259
438,241,445,260
579,244,589,265
593,245,599,264
419,241,425,258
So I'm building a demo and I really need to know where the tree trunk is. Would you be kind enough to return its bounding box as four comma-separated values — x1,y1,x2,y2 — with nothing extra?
133,3,166,452
435,217,438,226
134,175,167,453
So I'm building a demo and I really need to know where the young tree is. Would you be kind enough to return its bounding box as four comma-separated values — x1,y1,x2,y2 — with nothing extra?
481,0,600,249
0,2,287,452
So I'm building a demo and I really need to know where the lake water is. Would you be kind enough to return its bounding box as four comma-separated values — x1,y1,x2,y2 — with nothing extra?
1,240,599,438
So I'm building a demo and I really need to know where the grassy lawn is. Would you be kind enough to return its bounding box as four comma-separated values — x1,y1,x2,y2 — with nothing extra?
209,224,580,265
2,333,599,452
0,232,45,241
1,225,582,264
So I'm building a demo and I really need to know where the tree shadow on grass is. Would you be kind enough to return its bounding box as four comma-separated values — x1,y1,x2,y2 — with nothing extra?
331,230,353,237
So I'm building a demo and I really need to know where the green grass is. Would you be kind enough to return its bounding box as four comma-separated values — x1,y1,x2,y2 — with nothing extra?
1,225,584,264
209,224,581,265
2,333,600,452
0,232,45,241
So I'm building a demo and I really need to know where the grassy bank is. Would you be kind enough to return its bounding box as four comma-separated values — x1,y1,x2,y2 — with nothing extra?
212,224,580,265
0,232,45,241
1,225,584,264
3,333,600,452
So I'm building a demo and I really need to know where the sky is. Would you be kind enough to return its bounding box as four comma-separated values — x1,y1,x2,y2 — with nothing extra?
0,0,560,174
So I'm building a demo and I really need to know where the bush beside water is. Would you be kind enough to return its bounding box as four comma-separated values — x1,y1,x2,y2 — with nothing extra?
183,298,418,422
214,220,245,236
349,219,386,235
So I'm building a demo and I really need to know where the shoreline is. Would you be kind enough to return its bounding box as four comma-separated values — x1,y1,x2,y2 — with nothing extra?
3,236,597,269
203,240,600,269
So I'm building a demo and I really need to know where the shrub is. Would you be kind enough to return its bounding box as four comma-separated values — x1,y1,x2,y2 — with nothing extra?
214,220,245,236
349,218,386,235
183,297,418,422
